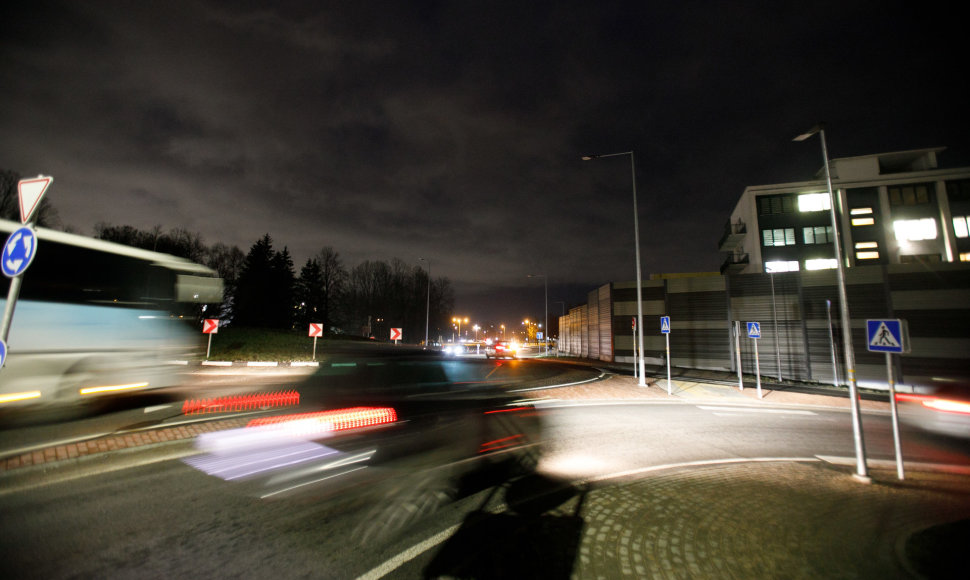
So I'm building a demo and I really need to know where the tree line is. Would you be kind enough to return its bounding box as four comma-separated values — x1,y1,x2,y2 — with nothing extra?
2,170,454,343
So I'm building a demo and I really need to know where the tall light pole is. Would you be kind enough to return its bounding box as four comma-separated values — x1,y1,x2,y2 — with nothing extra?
582,151,647,386
794,123,868,481
528,273,548,355
452,317,468,342
419,258,430,347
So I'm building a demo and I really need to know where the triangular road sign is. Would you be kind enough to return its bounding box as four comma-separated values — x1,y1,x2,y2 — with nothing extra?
869,321,900,348
18,176,53,224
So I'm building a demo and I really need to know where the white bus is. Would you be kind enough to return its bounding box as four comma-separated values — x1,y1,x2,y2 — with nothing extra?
1,219,222,409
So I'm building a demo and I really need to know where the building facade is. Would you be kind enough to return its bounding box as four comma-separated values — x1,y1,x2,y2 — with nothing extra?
559,147,970,391
719,148,970,275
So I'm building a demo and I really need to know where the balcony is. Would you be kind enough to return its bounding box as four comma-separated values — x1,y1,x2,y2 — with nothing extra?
720,253,749,275
718,219,747,252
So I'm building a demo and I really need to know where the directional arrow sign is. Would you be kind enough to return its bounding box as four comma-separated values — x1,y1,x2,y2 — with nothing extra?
18,176,53,224
390,328,402,341
202,319,220,334
2,226,38,278
309,323,323,337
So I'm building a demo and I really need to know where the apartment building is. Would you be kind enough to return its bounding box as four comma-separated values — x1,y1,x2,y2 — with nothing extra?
719,148,970,274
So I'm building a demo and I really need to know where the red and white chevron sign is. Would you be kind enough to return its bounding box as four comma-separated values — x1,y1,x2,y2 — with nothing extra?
390,327,402,341
202,319,219,334
309,323,323,337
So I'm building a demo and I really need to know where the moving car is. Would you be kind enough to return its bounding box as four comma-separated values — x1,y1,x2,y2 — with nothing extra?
185,347,543,541
485,340,517,359
895,385,970,439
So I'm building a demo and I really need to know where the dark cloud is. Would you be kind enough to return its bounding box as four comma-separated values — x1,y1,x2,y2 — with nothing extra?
1,0,965,323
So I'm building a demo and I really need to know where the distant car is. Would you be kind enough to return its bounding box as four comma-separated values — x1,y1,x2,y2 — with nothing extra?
485,340,517,359
896,385,970,439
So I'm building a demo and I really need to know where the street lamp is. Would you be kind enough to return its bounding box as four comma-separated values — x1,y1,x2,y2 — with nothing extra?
528,273,548,355
582,151,647,386
419,258,430,347
794,123,868,481
452,317,468,342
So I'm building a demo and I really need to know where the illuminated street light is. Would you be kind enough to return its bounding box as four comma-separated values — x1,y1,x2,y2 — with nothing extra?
582,151,647,386
452,316,469,341
794,123,868,481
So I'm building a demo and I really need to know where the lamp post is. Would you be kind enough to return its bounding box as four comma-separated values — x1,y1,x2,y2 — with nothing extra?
582,151,647,386
419,258,430,347
452,317,468,342
794,123,869,481
528,273,548,355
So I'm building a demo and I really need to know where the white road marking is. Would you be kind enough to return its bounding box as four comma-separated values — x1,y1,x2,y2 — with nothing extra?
698,405,817,416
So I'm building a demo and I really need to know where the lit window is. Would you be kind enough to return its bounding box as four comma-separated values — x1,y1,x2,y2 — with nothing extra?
803,226,834,244
852,217,875,226
798,193,831,212
960,252,970,262
953,216,970,238
805,258,837,270
856,251,880,260
765,261,799,273
850,207,873,215
855,241,878,250
762,228,796,246
894,218,938,241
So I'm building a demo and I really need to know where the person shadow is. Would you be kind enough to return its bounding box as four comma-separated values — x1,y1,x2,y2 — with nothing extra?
422,473,587,579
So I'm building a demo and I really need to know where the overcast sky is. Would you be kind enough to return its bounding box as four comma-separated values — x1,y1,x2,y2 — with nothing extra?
1,1,966,325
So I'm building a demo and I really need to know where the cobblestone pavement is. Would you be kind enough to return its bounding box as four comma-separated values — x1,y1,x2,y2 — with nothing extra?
409,374,970,579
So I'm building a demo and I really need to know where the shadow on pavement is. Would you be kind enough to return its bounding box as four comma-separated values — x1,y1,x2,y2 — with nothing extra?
423,474,586,579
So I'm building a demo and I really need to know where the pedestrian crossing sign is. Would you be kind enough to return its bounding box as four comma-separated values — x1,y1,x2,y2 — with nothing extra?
747,322,761,339
867,319,905,353
660,316,671,334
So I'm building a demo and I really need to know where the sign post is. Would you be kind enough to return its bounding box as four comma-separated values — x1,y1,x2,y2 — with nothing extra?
867,319,907,480
747,322,762,399
1,176,52,370
631,317,637,380
202,319,219,359
734,321,744,390
660,316,672,394
309,323,323,360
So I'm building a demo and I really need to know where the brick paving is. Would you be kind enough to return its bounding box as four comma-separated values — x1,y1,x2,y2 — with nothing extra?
0,417,249,474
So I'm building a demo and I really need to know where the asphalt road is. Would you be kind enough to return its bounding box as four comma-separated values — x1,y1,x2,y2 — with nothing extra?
2,368,969,578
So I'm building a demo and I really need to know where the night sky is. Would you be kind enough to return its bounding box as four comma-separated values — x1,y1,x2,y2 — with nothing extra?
1,1,966,325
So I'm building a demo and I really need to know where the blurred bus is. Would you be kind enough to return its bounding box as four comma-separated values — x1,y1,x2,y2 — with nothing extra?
1,219,223,409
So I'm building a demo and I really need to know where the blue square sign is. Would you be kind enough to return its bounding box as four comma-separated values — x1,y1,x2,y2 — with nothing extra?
747,322,761,339
867,319,904,353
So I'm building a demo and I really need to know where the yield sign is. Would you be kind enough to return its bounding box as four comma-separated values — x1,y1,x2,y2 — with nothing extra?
390,328,403,341
202,319,219,334
308,323,323,337
17,176,53,224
